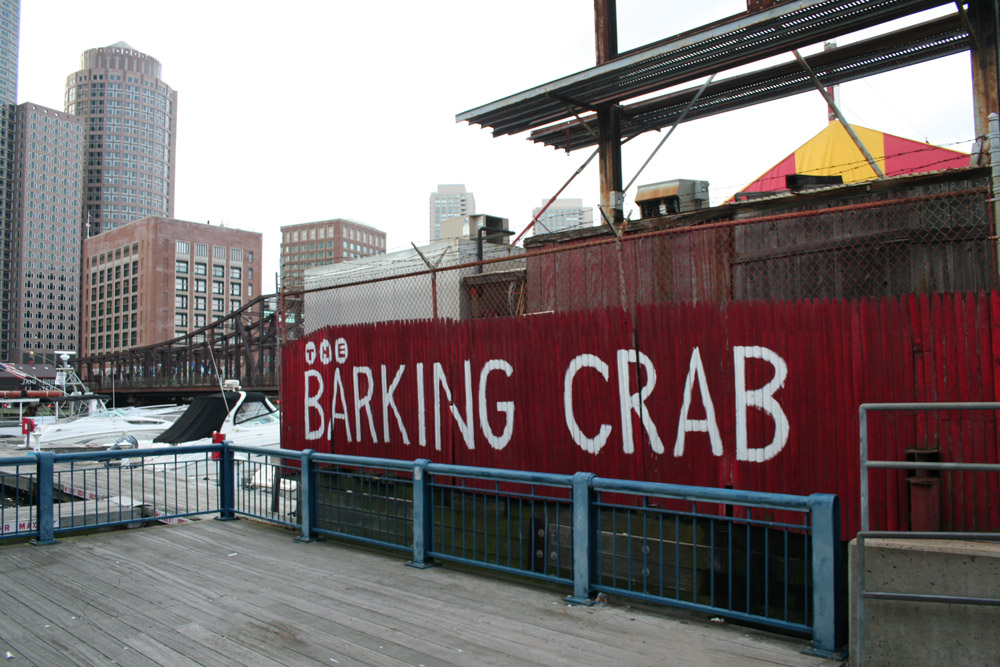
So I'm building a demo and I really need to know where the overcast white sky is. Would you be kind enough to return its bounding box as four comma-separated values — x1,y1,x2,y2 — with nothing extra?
18,1,974,289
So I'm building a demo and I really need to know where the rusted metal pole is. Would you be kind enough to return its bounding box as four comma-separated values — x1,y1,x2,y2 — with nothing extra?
969,0,1000,147
988,112,1000,278
595,0,624,225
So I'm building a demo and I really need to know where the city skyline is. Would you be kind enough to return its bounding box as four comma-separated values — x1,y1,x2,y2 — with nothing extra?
17,1,976,291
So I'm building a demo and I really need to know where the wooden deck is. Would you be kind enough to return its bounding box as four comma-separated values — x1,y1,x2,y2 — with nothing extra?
0,518,838,666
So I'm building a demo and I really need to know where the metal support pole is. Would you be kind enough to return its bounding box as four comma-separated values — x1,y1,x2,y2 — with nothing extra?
595,0,624,225
412,244,445,319
565,471,597,604
407,459,435,568
31,452,56,545
987,112,1000,278
793,50,885,179
295,449,317,542
215,441,237,522
857,405,870,667
804,493,844,658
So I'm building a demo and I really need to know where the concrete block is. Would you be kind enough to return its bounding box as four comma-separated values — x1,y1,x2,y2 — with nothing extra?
849,538,1000,666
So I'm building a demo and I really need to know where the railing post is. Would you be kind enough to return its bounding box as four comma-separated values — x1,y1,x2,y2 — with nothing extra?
407,459,435,568
215,441,236,521
31,451,57,545
804,493,844,658
565,471,597,604
295,449,317,542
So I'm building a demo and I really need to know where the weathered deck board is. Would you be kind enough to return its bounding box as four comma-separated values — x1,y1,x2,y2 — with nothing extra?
0,519,835,666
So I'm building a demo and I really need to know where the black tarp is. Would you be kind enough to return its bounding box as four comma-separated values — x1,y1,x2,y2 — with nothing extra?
153,392,241,444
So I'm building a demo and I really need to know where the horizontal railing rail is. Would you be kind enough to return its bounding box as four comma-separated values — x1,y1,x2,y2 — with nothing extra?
857,402,1000,667
0,445,842,656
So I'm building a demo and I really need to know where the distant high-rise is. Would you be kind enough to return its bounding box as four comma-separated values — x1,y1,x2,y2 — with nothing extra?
65,42,177,236
10,104,84,365
0,0,20,362
280,219,386,291
429,184,475,242
531,198,593,235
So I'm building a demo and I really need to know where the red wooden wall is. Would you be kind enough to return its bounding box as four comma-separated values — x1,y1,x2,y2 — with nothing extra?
282,292,1000,539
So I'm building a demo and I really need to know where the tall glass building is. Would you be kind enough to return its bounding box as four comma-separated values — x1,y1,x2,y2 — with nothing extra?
65,42,177,236
0,0,19,362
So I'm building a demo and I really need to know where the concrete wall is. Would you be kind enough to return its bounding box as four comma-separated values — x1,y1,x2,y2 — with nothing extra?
849,538,1000,666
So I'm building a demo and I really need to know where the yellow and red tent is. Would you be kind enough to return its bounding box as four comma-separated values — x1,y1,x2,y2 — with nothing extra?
738,121,969,195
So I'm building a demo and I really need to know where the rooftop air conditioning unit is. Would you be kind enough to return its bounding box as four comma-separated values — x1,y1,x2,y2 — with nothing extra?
635,179,709,219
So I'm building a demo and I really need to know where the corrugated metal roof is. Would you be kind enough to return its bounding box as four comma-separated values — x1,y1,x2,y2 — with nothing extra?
457,0,950,140
528,13,969,152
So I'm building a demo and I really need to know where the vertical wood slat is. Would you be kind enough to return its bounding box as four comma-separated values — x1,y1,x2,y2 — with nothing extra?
282,292,1000,539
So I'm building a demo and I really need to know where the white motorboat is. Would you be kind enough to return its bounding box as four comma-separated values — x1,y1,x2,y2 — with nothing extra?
3,352,184,448
126,383,281,465
32,404,180,448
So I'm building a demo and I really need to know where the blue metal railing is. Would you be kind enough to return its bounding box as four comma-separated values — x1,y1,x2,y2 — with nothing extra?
0,445,843,656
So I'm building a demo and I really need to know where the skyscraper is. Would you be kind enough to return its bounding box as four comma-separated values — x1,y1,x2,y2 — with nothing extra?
531,198,593,235
429,184,474,242
0,0,19,362
65,42,177,236
10,104,84,365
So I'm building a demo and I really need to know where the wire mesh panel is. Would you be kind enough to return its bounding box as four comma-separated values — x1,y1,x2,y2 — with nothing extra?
285,182,993,336
0,458,38,540
591,493,812,632
234,454,300,527
428,476,574,584
45,452,221,533
312,463,414,551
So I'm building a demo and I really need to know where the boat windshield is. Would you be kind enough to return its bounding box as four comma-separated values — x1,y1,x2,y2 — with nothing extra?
234,399,277,425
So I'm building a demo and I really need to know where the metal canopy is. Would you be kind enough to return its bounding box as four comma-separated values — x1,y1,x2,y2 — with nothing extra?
456,0,950,139
529,14,969,152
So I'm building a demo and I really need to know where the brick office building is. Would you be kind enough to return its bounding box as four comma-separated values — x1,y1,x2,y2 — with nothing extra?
81,217,261,356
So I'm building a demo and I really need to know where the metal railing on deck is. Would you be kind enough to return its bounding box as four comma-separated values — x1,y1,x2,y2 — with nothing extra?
856,402,1000,667
0,445,843,657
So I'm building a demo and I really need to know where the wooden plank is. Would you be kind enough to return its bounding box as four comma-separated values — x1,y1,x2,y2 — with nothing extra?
0,518,829,667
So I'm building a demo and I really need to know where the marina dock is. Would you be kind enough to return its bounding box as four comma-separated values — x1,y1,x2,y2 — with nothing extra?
0,518,834,666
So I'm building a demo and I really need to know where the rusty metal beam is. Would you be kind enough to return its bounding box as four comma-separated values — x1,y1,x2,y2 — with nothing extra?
969,0,1000,143
595,0,624,223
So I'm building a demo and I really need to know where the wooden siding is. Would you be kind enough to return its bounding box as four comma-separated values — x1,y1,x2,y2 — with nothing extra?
283,292,1000,540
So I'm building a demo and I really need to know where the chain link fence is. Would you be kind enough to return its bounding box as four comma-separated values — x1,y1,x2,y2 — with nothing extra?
282,172,995,338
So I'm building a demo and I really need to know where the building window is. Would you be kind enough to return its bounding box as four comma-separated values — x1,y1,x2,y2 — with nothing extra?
212,264,225,278
248,251,254,263
194,262,206,275
213,245,226,260
176,259,188,274
230,300,241,312
175,277,187,291
230,267,241,280
174,312,187,327
247,283,253,297
213,281,224,295
176,241,189,255
230,248,242,262
195,243,208,257
175,295,187,309
195,296,206,310
230,283,241,296
212,297,224,312
194,313,206,328
194,278,206,293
